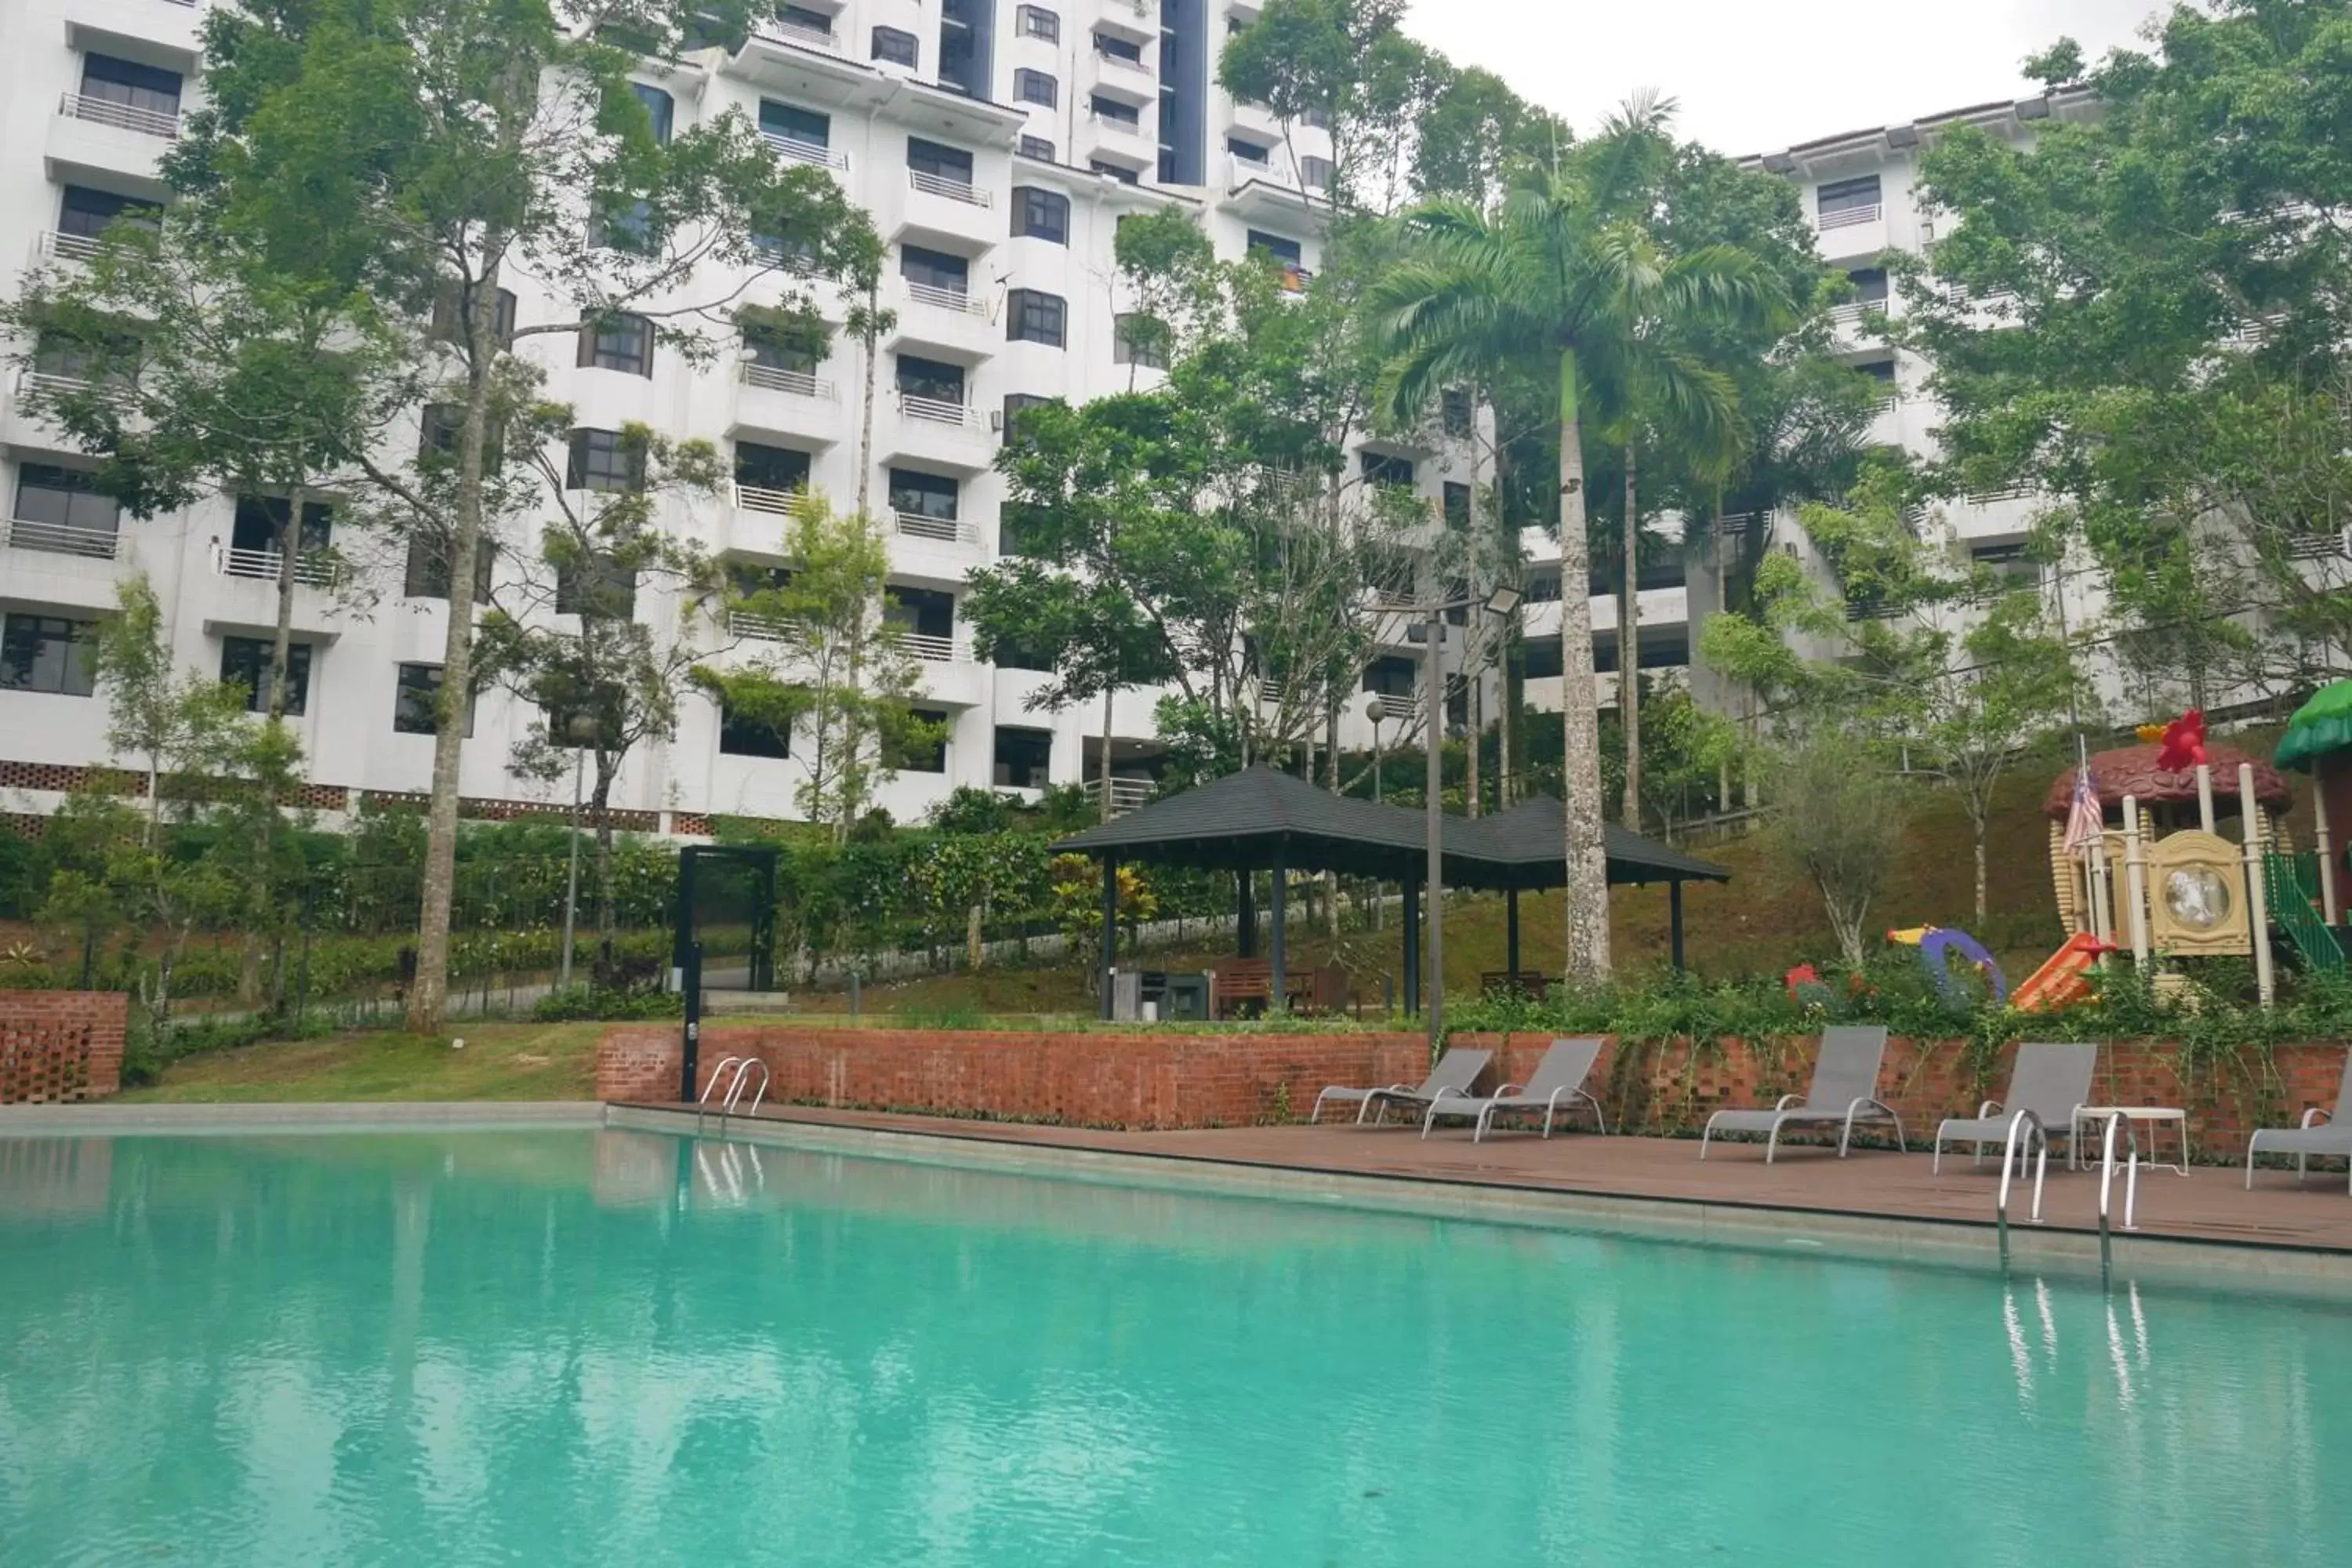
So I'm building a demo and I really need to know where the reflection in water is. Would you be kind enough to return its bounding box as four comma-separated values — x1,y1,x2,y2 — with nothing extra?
1,1130,2347,1568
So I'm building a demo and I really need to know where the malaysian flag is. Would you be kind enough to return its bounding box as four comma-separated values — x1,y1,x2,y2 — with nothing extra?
2063,759,2103,857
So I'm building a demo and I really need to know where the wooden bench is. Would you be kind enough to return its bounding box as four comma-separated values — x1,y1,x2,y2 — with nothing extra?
1210,958,1274,1018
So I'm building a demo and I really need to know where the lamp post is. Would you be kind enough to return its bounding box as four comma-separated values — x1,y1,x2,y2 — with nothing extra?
1420,584,1523,1050
558,712,598,991
1362,693,1386,802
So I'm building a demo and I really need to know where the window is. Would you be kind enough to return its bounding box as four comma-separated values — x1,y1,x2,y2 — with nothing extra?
57,185,160,241
1361,655,1415,698
1848,267,1890,304
81,54,182,118
1089,159,1140,185
1011,187,1069,244
1443,482,1471,529
546,687,624,748
394,663,474,736
871,26,919,67
1014,69,1058,107
566,429,643,492
743,327,818,377
0,614,96,697
631,82,673,143
418,404,506,471
1247,229,1303,266
12,463,121,554
402,531,495,601
1018,135,1056,162
759,100,830,150
219,637,312,715
895,354,965,406
899,244,969,294
1096,31,1144,63
887,584,956,648
1227,136,1269,165
430,285,517,350
1001,394,1051,445
229,495,332,564
889,707,949,773
1440,387,1473,437
888,468,959,521
1361,451,1414,488
1000,499,1054,555
718,699,790,758
1092,95,1141,128
1006,289,1066,347
555,553,638,620
1524,567,1562,604
906,137,972,184
993,726,1054,788
1817,174,1882,220
576,312,653,376
1300,154,1335,191
1112,314,1165,368
1520,635,1564,680
1299,105,1332,129
1015,5,1059,41
735,440,811,495
1856,358,1899,402
776,3,833,36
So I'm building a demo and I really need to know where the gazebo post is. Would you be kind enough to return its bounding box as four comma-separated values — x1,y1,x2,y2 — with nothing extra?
1505,887,1521,987
1670,880,1686,973
1236,871,1257,958
1269,843,1287,1013
1401,872,1421,1015
1099,854,1119,1022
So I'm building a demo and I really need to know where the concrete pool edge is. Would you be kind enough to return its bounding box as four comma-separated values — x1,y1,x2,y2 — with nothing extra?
0,1102,605,1136
604,1104,2352,1298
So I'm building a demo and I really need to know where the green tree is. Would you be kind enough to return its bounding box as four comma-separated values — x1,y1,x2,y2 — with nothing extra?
1371,131,1790,981
1765,728,1915,967
172,0,878,1031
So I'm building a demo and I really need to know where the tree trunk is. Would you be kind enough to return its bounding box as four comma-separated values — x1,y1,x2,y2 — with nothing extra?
1555,349,1611,983
1619,444,1641,829
1971,804,1991,924
1466,670,1482,818
265,488,300,720
1323,697,1340,934
855,285,880,520
591,760,618,989
1099,686,1114,824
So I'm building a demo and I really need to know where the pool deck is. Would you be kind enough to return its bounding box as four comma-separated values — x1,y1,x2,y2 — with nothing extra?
630,1101,2352,1258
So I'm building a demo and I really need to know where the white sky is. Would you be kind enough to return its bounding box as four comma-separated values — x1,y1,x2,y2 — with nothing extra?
1401,0,2170,157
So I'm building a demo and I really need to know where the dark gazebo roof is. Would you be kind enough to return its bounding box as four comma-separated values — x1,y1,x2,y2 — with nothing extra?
1052,768,1732,889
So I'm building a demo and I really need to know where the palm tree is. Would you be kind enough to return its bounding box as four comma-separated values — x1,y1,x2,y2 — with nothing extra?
1371,127,1787,982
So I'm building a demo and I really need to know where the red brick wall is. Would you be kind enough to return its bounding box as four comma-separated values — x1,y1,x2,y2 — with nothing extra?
598,1025,1434,1130
1455,1032,2350,1160
0,991,128,1104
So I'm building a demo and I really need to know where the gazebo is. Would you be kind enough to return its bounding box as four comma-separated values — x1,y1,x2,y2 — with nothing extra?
1052,767,1733,1017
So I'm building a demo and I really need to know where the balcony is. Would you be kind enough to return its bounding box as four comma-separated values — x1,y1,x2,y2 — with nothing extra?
34,231,104,267
1092,43,1153,80
757,16,838,52
897,629,971,662
1083,776,1155,818
908,168,989,208
3,515,120,560
734,482,806,518
1828,297,1889,328
761,130,848,171
898,393,978,427
894,508,978,546
215,543,339,588
1817,202,1880,232
59,93,181,140
905,281,986,318
729,608,794,644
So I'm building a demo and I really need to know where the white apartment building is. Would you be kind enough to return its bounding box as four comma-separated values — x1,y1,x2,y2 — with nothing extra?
2,0,1498,833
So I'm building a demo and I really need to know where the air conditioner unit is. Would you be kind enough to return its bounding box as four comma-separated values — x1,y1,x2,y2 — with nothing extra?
987,409,1004,432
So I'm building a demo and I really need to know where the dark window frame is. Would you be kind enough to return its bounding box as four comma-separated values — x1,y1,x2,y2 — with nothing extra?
1014,5,1060,41
1006,288,1067,348
566,428,644,493
1014,68,1058,107
1011,187,1069,244
992,724,1054,789
577,312,654,376
219,635,313,715
0,612,99,698
871,26,919,67
393,662,476,737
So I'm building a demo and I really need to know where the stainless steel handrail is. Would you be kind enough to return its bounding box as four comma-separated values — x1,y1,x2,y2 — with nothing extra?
2096,1110,2140,1284
721,1059,770,1116
1995,1108,2049,1264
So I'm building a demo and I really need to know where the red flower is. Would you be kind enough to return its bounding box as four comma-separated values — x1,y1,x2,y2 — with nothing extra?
2156,709,2208,773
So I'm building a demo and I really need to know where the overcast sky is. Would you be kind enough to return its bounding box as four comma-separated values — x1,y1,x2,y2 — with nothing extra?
1402,0,2172,157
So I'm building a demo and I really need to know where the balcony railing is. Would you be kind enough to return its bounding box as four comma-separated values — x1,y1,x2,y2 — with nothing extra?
1370,692,1416,723
908,169,989,207
905,279,986,316
739,362,836,400
760,17,837,50
729,609,793,644
215,543,339,588
1817,202,1881,231
1965,485,2034,506
1829,298,1888,325
898,393,978,427
897,630,965,662
1084,776,1156,817
762,131,848,170
894,509,976,545
3,515,122,559
60,93,183,140
735,483,804,516
1094,45,1152,74
37,231,105,266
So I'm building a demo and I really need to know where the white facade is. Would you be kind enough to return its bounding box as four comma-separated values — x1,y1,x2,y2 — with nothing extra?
3,0,1489,831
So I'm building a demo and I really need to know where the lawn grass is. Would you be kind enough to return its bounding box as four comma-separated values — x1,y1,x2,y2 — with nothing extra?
116,1021,607,1103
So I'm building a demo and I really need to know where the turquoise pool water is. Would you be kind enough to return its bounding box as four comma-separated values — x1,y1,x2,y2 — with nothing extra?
1,1129,2345,1566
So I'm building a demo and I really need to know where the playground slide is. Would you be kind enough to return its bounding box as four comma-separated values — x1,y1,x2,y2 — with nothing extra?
2012,932,2112,1012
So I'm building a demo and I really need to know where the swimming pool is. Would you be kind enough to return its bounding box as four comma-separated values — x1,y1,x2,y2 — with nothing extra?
2,1127,2344,1566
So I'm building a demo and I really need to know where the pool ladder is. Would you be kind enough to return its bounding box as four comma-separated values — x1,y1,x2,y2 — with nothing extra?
697,1055,770,1124
1994,1107,2140,1283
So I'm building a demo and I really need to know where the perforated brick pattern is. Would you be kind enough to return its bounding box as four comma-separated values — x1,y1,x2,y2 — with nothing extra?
0,991,126,1103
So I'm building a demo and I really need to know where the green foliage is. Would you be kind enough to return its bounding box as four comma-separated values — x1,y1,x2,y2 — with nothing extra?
532,985,682,1022
1762,730,1916,967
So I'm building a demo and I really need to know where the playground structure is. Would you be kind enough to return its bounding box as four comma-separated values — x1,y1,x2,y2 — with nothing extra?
2041,716,2346,1007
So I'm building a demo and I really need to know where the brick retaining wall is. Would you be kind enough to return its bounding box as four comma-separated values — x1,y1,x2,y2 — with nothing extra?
0,991,127,1103
1454,1032,2350,1160
598,1025,1431,1130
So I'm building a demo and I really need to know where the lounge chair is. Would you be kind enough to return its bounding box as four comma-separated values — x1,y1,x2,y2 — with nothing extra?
2245,1048,2352,1192
1422,1038,1606,1142
1699,1025,1901,1162
1930,1041,2096,1174
1312,1047,1492,1127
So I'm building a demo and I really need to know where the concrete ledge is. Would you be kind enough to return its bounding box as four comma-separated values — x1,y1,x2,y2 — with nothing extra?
0,1102,608,1138
604,1104,2352,1299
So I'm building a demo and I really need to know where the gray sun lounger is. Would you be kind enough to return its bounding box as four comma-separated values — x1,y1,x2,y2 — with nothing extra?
1421,1038,1606,1141
2245,1047,2352,1193
1700,1025,1901,1161
1312,1047,1492,1127
1931,1041,2096,1174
